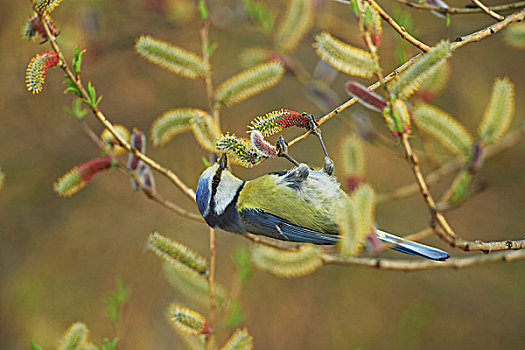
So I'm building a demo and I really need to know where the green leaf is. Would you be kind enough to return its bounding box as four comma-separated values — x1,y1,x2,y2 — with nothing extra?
251,245,323,278
275,0,313,52
215,62,285,106
389,41,452,99
198,0,208,20
135,35,209,79
242,0,275,32
94,338,118,350
202,157,211,167
148,232,208,275
414,103,473,158
233,247,252,283
478,77,515,144
31,340,43,350
105,278,130,324
221,328,253,350
449,171,472,205
65,99,88,119
63,79,81,96
150,108,200,146
225,299,245,328
84,82,102,108
207,42,219,58
313,32,375,78
57,322,89,350
504,22,525,49
72,47,86,75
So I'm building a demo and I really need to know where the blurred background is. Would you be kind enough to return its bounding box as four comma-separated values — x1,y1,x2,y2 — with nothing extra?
1,0,524,349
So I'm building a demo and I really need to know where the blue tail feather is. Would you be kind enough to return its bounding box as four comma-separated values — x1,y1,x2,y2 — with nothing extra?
375,229,450,261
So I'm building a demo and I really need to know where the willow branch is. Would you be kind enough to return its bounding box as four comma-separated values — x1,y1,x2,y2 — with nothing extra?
395,0,525,15
378,125,525,202
435,231,525,252
206,227,216,350
471,0,505,20
322,249,525,270
357,0,385,83
198,7,218,348
288,53,425,146
452,8,525,49
367,0,430,52
400,134,458,241
78,120,202,221
38,13,196,201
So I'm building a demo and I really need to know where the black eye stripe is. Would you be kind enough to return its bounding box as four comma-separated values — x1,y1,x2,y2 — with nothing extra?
209,168,222,212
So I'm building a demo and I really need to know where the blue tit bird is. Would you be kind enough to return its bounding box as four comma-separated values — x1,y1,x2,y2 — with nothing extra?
196,114,449,261
195,153,450,261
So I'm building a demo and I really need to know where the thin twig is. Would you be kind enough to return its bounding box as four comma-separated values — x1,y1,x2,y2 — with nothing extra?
199,7,218,348
366,0,431,52
356,0,385,83
433,228,525,252
322,249,525,270
337,0,430,51
378,126,525,202
288,53,425,147
452,8,525,49
38,13,197,201
400,134,457,241
206,227,217,350
79,120,203,221
471,0,505,20
396,0,525,15
292,10,524,147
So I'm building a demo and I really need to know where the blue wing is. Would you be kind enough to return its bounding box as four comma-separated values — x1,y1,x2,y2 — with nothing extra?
239,209,450,261
239,208,338,245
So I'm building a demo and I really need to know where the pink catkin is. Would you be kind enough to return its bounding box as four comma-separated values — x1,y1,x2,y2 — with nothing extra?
77,156,112,183
250,130,276,158
277,110,309,130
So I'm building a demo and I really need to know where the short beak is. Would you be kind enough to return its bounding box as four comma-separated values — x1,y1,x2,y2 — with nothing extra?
218,153,227,170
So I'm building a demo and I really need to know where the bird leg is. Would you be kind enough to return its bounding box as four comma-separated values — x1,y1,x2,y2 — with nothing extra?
304,113,334,175
275,136,300,167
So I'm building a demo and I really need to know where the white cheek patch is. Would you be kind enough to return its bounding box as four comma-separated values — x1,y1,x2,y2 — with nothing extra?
214,174,242,215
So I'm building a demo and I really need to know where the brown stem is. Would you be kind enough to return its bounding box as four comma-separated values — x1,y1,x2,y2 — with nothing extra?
200,19,220,126
322,249,525,270
356,0,385,83
198,5,218,348
367,0,430,52
205,227,217,350
378,125,525,202
396,0,525,15
471,0,505,20
451,9,525,49
80,120,203,221
288,52,425,147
